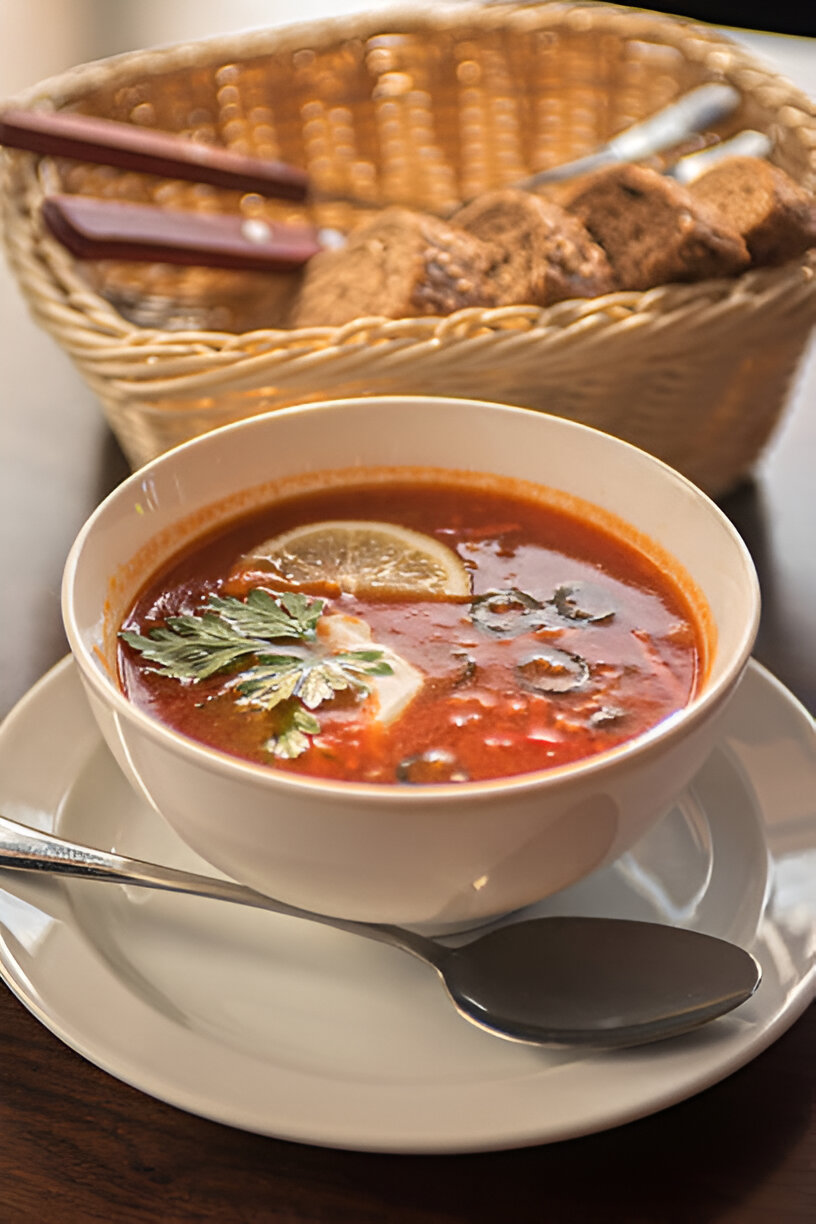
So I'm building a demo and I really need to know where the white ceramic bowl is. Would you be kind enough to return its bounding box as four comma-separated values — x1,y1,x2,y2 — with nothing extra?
62,397,760,927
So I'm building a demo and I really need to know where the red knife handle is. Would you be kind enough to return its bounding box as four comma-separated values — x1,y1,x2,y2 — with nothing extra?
42,194,323,270
0,107,309,201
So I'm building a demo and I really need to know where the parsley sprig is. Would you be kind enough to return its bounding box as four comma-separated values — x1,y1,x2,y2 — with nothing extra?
119,588,392,758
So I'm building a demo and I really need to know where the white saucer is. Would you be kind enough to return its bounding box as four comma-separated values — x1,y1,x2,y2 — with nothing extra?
0,658,813,1153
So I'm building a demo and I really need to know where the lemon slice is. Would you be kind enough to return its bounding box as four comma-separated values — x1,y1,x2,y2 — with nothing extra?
241,520,471,597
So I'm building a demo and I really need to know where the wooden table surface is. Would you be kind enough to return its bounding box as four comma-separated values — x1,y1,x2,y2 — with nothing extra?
0,5,814,1221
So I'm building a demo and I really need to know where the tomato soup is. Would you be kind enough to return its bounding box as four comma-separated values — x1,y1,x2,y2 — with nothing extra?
118,474,704,784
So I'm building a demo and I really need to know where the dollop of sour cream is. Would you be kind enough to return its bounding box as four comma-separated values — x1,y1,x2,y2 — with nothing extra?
317,613,423,725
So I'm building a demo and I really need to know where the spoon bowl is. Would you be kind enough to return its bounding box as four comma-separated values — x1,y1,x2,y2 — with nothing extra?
434,916,759,1048
0,814,760,1049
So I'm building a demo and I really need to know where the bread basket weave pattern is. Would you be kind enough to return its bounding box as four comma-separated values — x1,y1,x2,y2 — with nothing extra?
3,1,816,493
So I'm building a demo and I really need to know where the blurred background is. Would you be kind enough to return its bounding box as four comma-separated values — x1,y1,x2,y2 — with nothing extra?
0,1,812,99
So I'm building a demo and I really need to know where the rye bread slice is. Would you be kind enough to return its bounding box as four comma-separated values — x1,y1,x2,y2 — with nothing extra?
690,155,816,267
566,163,750,291
454,188,614,305
289,207,497,327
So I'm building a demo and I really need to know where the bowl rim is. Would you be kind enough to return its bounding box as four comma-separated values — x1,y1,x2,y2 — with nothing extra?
62,395,761,806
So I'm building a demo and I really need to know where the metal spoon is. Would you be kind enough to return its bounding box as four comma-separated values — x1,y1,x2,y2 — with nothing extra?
0,814,760,1048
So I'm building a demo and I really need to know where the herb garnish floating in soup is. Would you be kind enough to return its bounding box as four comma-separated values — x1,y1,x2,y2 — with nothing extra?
120,588,394,759
118,476,703,783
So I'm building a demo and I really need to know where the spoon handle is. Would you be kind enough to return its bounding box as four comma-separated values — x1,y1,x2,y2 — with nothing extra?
0,814,431,959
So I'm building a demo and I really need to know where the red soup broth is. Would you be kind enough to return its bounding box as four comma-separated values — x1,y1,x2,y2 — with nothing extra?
117,473,707,784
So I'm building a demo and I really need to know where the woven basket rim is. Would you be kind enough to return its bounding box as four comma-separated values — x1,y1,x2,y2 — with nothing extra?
3,0,816,367
2,1,772,112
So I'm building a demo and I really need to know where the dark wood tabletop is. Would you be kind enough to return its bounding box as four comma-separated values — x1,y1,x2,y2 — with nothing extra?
0,6,814,1222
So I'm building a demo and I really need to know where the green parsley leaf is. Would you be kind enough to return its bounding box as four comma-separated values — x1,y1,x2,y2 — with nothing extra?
119,615,259,681
278,591,324,634
334,649,395,677
234,656,304,710
298,661,355,708
209,588,323,641
265,706,322,759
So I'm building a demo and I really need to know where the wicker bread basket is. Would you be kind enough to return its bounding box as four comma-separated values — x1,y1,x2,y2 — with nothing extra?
3,2,816,493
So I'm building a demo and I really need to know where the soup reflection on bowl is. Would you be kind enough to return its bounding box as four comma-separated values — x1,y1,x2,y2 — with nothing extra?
62,397,759,926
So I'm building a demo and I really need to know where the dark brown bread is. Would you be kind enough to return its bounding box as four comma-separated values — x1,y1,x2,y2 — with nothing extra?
566,163,750,290
289,207,497,327
453,188,614,305
690,155,816,267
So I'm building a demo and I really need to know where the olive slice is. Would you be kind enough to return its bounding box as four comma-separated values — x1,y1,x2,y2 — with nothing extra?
516,646,590,694
396,749,470,784
470,588,547,638
551,582,616,624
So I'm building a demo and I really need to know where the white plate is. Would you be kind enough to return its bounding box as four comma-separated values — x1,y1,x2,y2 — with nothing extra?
0,658,813,1153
